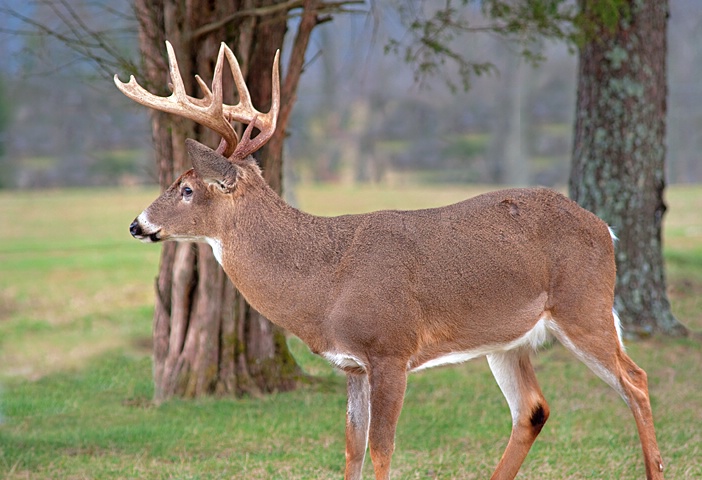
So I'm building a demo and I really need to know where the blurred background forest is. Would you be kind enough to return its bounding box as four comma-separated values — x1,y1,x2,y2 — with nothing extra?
0,0,700,192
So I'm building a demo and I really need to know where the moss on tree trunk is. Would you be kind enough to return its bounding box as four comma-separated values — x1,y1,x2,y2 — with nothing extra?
570,0,687,337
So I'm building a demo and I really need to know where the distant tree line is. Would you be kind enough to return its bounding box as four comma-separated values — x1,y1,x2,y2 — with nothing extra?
0,1,700,189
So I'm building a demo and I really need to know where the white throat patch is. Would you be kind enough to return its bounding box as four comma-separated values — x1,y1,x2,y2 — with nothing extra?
206,237,224,265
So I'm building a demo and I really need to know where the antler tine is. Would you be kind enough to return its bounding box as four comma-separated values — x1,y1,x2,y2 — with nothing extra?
114,40,239,155
193,75,213,106
221,45,280,160
221,43,253,113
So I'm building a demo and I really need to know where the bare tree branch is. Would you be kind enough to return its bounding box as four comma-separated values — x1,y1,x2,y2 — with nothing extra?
0,0,138,79
191,0,365,39
383,0,589,91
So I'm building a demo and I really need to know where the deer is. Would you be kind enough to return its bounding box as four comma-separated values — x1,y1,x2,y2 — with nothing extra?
115,41,664,480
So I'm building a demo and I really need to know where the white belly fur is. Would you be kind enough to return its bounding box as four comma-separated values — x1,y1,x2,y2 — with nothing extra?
410,316,553,372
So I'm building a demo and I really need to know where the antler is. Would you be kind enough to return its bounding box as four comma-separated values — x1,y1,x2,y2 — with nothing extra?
114,41,280,160
221,45,280,160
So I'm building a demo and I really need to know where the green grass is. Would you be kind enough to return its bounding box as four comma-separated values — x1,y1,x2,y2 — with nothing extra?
1,184,701,479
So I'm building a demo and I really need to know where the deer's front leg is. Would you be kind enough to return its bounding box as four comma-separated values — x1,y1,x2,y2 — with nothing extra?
367,358,408,480
345,372,370,480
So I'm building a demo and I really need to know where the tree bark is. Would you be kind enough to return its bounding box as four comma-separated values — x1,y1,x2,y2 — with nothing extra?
570,0,687,337
134,0,320,400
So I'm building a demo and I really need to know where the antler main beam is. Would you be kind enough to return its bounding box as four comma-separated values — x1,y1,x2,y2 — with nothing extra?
114,41,280,160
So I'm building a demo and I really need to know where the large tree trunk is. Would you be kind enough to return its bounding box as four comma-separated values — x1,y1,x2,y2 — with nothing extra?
134,0,321,400
569,0,687,337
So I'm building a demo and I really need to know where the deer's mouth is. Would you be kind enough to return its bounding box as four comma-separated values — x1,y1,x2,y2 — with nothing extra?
146,231,162,243
132,229,162,243
129,216,162,243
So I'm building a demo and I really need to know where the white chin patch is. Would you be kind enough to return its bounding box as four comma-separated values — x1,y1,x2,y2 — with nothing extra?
139,235,158,244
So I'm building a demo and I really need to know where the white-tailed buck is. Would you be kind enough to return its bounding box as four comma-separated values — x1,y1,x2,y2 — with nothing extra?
116,41,664,479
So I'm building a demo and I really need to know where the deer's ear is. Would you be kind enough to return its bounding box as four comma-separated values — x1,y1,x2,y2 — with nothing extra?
187,139,240,194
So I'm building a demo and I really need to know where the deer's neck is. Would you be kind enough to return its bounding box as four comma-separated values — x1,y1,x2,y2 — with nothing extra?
219,182,353,349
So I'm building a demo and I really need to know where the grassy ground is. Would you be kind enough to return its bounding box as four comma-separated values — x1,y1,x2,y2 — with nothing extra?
0,184,700,479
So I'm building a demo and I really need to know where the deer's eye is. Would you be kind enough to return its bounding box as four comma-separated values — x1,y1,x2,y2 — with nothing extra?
182,186,193,199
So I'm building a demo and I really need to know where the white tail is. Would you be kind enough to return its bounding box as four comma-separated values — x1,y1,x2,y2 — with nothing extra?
117,42,664,480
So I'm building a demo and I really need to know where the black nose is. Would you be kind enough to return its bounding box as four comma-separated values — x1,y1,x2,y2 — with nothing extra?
129,219,142,237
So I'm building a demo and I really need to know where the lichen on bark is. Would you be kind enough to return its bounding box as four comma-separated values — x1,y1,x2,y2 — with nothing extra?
570,0,687,337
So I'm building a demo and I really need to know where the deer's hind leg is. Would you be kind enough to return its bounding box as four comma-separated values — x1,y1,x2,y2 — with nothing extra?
487,349,550,480
553,309,664,480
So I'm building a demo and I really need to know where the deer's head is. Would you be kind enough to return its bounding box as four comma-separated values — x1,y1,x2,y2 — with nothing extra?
128,139,263,244
115,41,279,246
